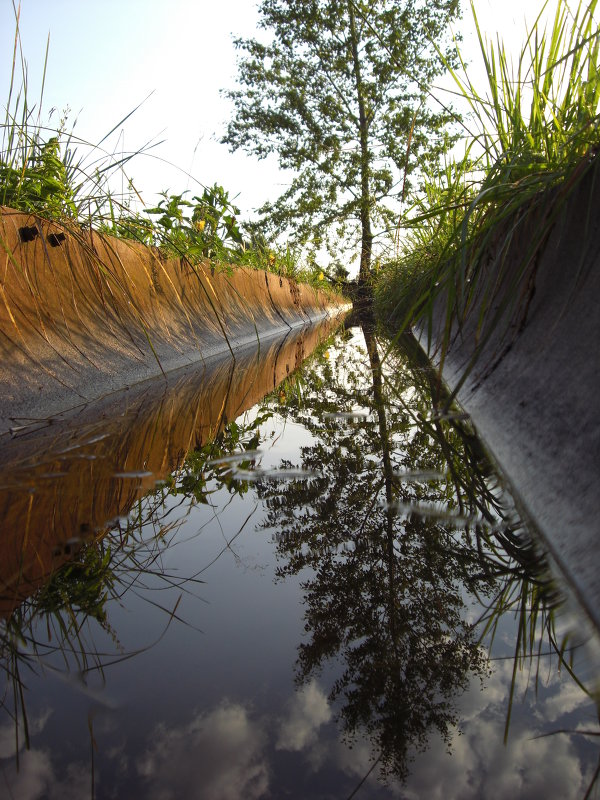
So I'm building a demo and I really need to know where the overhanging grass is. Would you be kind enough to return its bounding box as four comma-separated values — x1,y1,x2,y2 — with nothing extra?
376,0,600,361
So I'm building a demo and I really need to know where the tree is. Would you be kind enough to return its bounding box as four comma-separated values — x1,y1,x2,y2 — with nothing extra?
222,0,461,294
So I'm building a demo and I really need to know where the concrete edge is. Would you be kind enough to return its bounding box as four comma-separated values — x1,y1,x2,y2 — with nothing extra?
416,158,600,634
0,206,351,435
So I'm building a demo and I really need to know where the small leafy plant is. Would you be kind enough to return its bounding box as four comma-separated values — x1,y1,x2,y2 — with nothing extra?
143,183,243,265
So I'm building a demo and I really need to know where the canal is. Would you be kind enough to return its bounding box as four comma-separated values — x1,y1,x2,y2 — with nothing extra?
0,317,598,798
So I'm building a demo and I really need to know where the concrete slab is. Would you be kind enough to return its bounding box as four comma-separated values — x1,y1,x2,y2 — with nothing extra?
0,207,349,436
417,158,600,632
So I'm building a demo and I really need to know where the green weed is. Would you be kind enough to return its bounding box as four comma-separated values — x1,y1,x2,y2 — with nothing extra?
376,0,600,357
0,8,336,299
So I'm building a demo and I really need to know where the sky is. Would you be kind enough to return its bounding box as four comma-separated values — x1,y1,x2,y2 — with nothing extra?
0,0,574,269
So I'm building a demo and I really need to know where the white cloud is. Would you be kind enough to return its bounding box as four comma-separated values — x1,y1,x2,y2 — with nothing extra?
0,709,53,759
137,701,269,800
542,676,594,723
276,680,332,752
47,762,91,800
0,749,54,800
400,659,595,800
0,748,89,800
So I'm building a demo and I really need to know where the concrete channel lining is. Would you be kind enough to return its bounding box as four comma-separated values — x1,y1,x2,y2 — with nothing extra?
417,159,600,634
0,206,349,436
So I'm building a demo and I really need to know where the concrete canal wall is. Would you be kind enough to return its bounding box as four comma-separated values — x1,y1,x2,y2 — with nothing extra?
0,206,348,436
417,158,600,632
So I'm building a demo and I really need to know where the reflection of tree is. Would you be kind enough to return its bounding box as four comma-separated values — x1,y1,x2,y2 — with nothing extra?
257,324,506,780
255,322,600,786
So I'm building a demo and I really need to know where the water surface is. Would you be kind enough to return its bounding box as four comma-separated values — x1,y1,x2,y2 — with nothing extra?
0,321,598,799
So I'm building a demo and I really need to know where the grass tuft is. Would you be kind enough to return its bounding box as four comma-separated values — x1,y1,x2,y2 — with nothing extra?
376,0,600,357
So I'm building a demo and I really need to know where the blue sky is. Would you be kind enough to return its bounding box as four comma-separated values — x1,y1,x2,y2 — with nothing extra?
0,1,283,216
0,0,574,249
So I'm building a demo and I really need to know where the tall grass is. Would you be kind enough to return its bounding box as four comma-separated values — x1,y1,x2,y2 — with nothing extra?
0,7,343,399
0,6,338,295
1,4,160,224
376,0,600,356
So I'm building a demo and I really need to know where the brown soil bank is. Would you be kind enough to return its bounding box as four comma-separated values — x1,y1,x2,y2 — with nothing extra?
0,206,348,435
417,158,600,633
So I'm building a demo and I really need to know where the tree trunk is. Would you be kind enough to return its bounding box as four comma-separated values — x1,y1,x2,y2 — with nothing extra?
348,4,373,301
362,323,401,656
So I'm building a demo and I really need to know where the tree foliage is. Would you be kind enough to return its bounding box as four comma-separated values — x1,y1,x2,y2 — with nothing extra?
223,0,462,285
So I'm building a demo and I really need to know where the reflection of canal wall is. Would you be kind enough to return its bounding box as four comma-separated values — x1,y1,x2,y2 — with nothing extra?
0,320,340,615
0,206,348,436
418,158,600,632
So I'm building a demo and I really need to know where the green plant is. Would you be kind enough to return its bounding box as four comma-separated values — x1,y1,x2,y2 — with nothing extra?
375,150,479,325
377,0,600,354
223,0,462,292
0,133,78,217
0,10,155,225
0,4,346,331
143,183,243,265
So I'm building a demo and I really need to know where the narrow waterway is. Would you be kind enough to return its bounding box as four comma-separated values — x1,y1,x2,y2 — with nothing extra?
0,319,598,799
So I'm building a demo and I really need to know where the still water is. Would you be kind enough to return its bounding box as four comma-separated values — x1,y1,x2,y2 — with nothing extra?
0,319,598,799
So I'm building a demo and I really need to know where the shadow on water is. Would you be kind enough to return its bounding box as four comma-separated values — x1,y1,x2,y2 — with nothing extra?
0,317,598,798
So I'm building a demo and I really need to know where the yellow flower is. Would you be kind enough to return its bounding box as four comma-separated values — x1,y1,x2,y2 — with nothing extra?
318,271,324,281
323,350,329,360
196,219,206,233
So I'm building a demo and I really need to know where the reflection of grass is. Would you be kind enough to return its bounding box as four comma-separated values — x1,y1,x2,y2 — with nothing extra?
376,0,600,368
0,404,272,762
0,506,198,757
386,325,599,751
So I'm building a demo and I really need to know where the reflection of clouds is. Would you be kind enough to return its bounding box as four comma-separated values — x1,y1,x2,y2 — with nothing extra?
401,659,596,800
137,701,269,800
542,676,593,722
0,655,595,799
331,735,391,791
0,708,52,758
0,749,89,800
276,679,332,752
403,722,580,800
312,654,599,799
0,750,53,800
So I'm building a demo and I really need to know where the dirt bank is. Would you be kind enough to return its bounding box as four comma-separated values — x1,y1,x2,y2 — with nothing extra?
0,206,349,435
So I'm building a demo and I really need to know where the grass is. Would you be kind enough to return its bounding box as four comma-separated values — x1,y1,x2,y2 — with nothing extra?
0,400,273,763
375,0,600,367
0,4,341,318
0,504,201,762
0,8,344,402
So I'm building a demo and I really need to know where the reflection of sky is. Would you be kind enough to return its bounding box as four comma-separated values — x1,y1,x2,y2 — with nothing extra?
403,661,599,800
137,702,270,800
4,665,596,799
1,329,598,798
